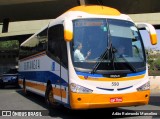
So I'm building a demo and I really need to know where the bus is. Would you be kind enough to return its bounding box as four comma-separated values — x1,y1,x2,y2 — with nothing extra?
18,5,158,109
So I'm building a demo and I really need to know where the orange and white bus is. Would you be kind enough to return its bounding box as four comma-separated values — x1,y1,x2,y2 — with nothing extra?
18,5,157,109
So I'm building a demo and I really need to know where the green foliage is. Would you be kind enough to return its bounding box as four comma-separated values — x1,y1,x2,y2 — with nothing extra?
146,48,160,75
0,40,19,50
154,56,160,69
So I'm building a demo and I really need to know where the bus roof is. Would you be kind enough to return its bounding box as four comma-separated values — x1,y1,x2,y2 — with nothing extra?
67,5,121,16
20,24,48,47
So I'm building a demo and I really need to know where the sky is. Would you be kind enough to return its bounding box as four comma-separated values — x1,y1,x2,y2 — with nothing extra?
140,30,160,50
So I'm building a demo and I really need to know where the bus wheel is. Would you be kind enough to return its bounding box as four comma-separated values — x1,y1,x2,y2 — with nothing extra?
45,84,56,108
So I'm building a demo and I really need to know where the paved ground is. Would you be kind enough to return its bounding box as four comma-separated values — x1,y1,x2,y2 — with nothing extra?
0,86,160,119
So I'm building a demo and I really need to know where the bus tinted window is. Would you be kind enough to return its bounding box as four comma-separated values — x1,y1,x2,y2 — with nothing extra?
48,24,68,68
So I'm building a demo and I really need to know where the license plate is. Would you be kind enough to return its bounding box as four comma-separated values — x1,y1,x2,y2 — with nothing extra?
110,97,123,103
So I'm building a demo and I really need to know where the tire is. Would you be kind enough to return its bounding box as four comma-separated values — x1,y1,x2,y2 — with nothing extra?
45,84,57,108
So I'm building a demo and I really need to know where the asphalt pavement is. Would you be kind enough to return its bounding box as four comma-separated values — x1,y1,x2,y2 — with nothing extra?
0,85,160,119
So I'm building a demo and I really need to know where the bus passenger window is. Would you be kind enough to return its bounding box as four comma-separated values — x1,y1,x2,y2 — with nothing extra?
48,25,63,60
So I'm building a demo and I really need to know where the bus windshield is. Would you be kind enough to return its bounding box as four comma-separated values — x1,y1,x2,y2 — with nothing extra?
71,18,146,74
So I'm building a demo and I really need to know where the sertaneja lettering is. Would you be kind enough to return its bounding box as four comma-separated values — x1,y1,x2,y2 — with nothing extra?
24,59,40,70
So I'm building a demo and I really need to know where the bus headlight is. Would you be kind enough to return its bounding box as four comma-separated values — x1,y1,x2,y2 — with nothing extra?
137,81,150,91
70,83,93,93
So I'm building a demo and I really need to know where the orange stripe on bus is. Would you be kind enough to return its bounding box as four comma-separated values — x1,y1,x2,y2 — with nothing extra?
78,75,145,81
26,81,46,92
24,81,67,98
53,87,67,98
18,80,23,85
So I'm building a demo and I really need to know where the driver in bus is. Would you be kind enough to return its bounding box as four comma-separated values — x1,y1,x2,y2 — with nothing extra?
116,45,127,58
74,42,91,61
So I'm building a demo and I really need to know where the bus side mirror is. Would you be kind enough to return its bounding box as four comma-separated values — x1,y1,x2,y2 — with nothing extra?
136,23,158,45
63,19,73,42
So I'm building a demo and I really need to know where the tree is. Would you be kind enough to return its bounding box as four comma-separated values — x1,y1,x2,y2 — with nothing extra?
154,56,160,70
0,40,19,50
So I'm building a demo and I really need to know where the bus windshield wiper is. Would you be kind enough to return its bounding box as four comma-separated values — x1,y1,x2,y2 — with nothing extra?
91,47,110,74
120,55,137,73
91,20,113,74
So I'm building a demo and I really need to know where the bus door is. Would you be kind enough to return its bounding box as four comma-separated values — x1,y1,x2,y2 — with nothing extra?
48,24,68,103
60,30,69,104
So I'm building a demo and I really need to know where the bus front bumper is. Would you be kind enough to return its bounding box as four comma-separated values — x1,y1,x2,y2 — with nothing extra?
69,90,150,109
